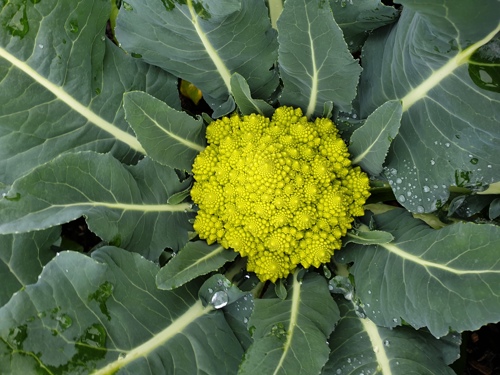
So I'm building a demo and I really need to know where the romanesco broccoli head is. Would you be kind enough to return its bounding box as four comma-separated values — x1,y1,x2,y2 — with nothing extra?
191,106,370,282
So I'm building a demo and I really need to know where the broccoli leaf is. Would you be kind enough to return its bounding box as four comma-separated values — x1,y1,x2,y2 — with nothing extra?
156,241,237,291
359,0,500,212
239,272,339,375
115,0,279,118
0,0,179,186
323,298,460,375
278,0,362,118
124,91,206,173
0,152,193,259
0,229,59,306
329,0,400,53
337,208,500,338
230,73,275,117
0,247,244,374
349,100,403,176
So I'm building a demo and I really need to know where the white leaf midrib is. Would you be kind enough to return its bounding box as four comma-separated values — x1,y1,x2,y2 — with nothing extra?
186,0,232,94
0,46,146,154
401,22,500,112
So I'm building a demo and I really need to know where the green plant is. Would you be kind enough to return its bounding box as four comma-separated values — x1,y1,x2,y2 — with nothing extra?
0,0,499,374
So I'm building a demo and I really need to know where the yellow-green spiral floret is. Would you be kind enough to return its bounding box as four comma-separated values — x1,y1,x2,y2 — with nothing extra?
191,106,370,282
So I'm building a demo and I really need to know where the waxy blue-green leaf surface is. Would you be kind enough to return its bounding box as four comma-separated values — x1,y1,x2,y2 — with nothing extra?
0,152,193,259
0,0,179,187
0,247,243,374
322,298,460,375
359,0,500,212
230,73,275,117
337,208,500,337
278,0,362,117
0,228,59,306
115,0,279,117
329,0,400,53
156,241,237,290
349,100,403,176
124,91,206,172
239,272,339,375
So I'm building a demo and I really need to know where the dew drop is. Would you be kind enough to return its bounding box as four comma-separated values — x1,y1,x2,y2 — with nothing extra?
445,143,450,147
367,290,372,294
211,291,228,309
383,339,390,347
430,159,436,166
417,206,425,213
398,195,406,203
38,44,43,49
396,178,402,184
423,185,430,193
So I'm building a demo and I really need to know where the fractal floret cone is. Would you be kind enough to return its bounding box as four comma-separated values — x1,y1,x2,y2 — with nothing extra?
191,106,370,282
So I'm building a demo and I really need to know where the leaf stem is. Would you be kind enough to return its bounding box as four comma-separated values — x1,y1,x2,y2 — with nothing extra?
92,300,212,375
268,0,284,29
333,260,350,278
224,255,248,282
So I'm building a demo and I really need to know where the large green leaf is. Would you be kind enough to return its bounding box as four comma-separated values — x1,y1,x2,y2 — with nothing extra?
336,208,500,338
0,0,180,187
238,272,339,375
329,0,400,53
0,228,59,306
277,0,362,117
115,0,279,117
0,247,244,374
156,241,237,290
322,298,460,375
230,73,275,117
123,91,206,173
349,100,403,176
359,0,500,212
0,152,193,259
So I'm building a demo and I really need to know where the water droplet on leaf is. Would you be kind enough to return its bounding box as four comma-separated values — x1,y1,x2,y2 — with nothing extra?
210,291,228,309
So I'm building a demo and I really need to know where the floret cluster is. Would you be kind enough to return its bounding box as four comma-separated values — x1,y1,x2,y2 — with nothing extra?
191,106,370,282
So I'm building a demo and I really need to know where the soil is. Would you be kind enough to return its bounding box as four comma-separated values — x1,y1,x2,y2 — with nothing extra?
461,324,500,375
